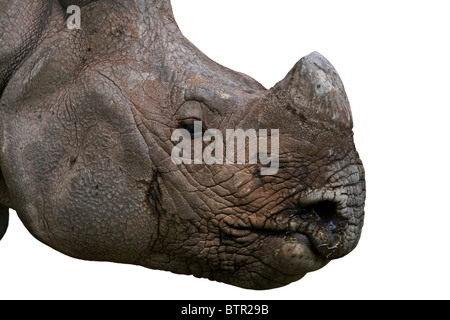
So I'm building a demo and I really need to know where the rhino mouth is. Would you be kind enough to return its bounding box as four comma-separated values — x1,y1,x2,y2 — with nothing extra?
221,196,361,261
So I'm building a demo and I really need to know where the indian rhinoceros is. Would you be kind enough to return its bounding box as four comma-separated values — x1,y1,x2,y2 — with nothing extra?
0,0,365,289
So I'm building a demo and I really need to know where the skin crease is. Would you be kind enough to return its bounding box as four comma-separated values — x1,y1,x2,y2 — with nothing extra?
0,0,365,289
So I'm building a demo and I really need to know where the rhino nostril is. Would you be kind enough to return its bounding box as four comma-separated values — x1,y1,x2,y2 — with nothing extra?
290,200,350,259
298,201,339,232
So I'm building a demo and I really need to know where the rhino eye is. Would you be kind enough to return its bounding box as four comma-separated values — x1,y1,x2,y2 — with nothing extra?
179,118,205,139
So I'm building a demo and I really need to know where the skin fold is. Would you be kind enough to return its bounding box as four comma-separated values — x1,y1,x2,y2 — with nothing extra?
0,0,365,289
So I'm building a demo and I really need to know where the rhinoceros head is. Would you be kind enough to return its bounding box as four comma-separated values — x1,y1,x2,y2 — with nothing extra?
0,0,365,289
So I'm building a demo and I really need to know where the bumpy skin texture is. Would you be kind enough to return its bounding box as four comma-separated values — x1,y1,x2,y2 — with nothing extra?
0,0,365,289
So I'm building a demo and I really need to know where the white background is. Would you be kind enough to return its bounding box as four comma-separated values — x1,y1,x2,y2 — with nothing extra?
1,0,449,300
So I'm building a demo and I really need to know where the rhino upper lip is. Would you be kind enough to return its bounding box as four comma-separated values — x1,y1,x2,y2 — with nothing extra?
281,201,348,257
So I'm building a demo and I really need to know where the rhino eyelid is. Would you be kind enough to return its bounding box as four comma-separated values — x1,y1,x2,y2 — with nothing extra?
179,118,205,138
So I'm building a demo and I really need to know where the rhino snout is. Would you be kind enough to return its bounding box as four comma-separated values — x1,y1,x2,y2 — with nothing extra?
288,185,365,259
221,184,365,262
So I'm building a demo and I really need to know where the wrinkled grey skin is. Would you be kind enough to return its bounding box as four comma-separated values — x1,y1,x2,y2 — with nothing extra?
0,0,365,289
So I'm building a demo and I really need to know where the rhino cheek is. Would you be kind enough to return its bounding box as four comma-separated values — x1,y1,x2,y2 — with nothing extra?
0,67,161,261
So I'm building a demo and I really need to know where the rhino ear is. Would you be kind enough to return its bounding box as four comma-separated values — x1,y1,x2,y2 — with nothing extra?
59,0,99,9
